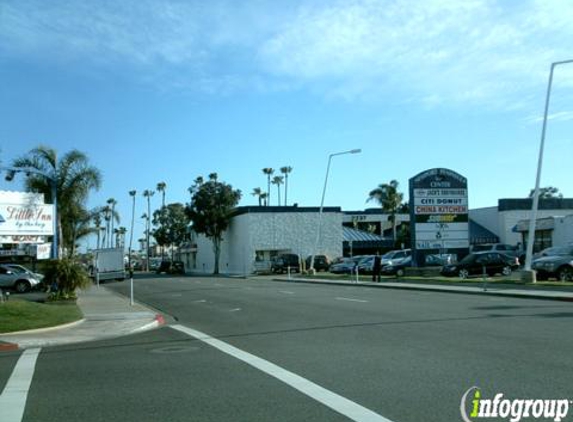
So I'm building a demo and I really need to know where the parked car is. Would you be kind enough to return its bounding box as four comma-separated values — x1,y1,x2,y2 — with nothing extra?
305,255,331,272
2,263,45,282
329,256,364,274
381,256,412,277
441,252,519,279
271,254,300,273
533,245,573,260
381,249,411,267
156,260,186,275
472,243,525,264
531,247,573,281
424,254,456,266
0,264,43,293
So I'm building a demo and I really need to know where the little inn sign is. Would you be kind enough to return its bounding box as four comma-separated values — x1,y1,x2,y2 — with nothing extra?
0,203,55,236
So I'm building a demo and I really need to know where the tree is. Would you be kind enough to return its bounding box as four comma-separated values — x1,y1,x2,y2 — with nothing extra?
156,182,167,259
528,186,563,199
152,203,189,262
106,198,118,247
262,168,274,206
280,166,293,206
9,145,101,257
142,189,155,270
368,180,404,244
186,173,241,274
252,187,263,206
260,192,268,206
271,175,284,206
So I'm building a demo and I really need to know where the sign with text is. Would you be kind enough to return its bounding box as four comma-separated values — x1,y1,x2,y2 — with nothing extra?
0,204,55,236
409,168,469,265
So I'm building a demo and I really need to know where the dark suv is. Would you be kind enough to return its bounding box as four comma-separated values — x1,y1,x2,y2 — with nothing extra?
156,260,185,275
271,254,300,273
305,255,331,272
531,246,573,281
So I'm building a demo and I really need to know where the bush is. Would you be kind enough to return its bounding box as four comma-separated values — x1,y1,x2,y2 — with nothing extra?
43,258,91,300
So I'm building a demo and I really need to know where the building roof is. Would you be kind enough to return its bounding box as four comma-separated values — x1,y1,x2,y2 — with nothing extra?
469,220,500,244
343,226,386,242
499,198,573,211
231,205,341,217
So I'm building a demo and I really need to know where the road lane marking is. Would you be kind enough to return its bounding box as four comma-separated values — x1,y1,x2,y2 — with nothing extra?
229,308,242,312
193,299,207,303
336,297,368,303
279,290,295,295
171,325,393,422
0,348,41,422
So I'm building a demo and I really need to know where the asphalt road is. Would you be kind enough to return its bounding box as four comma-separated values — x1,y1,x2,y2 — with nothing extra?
2,275,573,422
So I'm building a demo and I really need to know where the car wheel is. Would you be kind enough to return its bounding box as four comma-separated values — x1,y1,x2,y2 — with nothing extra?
502,266,512,276
396,268,405,277
558,267,573,282
15,280,31,293
458,269,469,279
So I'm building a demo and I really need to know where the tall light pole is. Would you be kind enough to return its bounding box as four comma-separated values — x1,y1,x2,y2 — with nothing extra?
128,190,137,305
310,149,361,272
2,165,59,259
524,59,573,274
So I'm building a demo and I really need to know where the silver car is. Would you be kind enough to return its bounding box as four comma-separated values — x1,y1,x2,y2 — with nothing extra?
0,264,43,293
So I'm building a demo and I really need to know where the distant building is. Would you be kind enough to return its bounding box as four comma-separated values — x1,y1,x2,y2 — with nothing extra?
186,206,342,274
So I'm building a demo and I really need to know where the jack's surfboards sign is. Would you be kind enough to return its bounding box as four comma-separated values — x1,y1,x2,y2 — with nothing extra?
409,168,469,266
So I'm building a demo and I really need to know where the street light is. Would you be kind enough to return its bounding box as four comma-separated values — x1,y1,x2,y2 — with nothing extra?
524,59,573,275
1,165,58,259
310,149,362,272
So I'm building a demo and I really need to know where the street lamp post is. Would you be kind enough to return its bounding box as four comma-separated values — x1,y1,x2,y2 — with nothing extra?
524,59,573,275
309,149,361,272
2,165,58,259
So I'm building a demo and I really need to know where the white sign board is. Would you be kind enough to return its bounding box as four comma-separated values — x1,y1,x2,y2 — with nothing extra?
0,204,55,236
35,243,52,260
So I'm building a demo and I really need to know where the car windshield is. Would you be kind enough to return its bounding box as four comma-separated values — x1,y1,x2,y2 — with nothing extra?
459,254,477,265
542,247,573,256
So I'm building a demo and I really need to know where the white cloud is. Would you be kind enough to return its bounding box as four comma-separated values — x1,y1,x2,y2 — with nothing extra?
259,0,573,109
1,0,572,110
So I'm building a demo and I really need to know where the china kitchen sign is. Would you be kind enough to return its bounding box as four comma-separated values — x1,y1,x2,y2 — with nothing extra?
0,203,55,236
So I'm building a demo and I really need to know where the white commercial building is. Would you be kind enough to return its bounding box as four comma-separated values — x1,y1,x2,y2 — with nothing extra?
470,198,573,250
186,206,342,275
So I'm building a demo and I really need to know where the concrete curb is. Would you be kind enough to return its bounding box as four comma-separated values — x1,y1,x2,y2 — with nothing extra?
269,277,573,302
0,318,86,336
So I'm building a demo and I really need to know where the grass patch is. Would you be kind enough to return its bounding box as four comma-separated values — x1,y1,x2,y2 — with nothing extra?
0,299,83,334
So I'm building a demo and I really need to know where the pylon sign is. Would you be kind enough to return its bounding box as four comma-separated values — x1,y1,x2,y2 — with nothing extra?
409,168,469,266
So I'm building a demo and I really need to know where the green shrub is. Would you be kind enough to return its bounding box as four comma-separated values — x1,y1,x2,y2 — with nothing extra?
43,258,91,300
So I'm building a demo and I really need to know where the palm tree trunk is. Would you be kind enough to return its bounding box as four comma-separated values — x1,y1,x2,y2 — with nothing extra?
277,184,281,206
284,175,288,206
267,176,271,206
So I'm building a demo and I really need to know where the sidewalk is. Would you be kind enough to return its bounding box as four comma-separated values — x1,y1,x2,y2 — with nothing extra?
269,275,573,302
0,286,165,351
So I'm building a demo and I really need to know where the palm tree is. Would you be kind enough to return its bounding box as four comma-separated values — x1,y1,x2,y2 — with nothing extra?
262,168,274,206
106,198,118,247
156,182,167,259
156,182,167,207
368,179,404,243
93,213,103,249
271,175,284,206
252,187,263,206
280,166,293,205
9,145,101,257
260,192,268,206
142,190,155,271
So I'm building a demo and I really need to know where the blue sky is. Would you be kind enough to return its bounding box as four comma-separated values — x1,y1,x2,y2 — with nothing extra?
1,0,572,248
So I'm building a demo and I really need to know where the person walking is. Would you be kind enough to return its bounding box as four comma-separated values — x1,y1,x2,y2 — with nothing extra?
372,252,382,282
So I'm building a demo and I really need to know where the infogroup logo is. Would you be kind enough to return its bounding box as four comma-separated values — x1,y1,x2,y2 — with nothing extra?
461,387,571,422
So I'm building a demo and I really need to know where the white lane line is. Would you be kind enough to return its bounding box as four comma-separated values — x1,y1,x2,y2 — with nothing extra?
171,325,393,422
279,290,295,295
229,308,242,312
193,299,207,303
336,297,368,303
0,348,41,422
